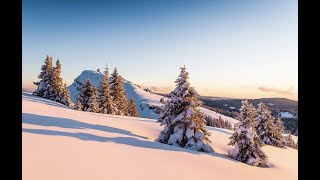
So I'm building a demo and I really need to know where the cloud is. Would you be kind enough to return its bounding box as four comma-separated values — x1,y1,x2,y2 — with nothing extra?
258,86,294,95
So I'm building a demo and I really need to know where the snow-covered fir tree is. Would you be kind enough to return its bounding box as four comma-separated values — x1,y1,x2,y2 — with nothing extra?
74,98,83,111
49,59,64,102
97,66,115,114
274,117,285,134
127,98,139,117
285,132,297,149
78,80,99,113
157,66,213,153
87,86,99,113
33,55,54,97
110,68,128,115
256,103,285,148
228,100,268,166
33,56,72,107
61,83,73,107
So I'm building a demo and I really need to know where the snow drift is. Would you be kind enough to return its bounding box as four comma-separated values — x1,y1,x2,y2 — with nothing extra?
22,92,297,180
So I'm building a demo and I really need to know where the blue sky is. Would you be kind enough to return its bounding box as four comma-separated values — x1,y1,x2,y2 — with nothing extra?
22,0,298,100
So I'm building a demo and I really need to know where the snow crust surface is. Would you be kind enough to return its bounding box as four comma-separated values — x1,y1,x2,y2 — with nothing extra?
22,92,297,180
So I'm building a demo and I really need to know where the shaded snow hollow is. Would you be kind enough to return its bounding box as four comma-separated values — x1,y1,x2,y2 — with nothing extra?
22,92,297,180
68,70,240,126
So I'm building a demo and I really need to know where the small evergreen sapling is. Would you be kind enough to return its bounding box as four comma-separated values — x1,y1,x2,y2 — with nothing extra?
61,83,73,107
285,132,297,149
128,98,140,117
74,97,83,111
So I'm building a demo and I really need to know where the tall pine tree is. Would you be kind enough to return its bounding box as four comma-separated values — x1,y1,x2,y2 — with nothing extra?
50,59,64,102
33,55,53,97
128,98,139,117
228,100,268,166
157,66,213,153
78,80,99,113
97,66,115,114
256,103,285,148
110,68,128,115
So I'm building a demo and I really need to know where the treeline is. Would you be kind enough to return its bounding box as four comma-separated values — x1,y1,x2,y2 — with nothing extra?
201,105,239,118
33,55,139,118
74,67,139,117
205,115,233,130
281,117,298,135
202,104,298,136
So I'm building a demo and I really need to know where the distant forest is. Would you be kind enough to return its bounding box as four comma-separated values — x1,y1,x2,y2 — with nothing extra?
200,97,298,135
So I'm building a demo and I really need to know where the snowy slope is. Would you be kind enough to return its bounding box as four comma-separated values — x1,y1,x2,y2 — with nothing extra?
22,92,297,180
68,70,239,126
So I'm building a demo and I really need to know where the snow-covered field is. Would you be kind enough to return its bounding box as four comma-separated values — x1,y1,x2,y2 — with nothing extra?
22,92,297,180
68,70,240,125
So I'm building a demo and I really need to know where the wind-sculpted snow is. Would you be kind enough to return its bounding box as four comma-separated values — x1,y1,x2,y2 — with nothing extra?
22,92,297,180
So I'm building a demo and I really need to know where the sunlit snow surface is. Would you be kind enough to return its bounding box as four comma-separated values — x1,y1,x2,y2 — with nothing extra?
22,92,297,180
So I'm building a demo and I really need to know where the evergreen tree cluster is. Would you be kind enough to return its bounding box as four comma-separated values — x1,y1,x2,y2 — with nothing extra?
33,55,73,107
157,66,297,167
75,67,140,118
227,100,298,166
228,100,268,166
205,115,233,130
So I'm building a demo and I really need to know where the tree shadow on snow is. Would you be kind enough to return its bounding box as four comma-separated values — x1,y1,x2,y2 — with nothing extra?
22,113,148,140
22,127,239,164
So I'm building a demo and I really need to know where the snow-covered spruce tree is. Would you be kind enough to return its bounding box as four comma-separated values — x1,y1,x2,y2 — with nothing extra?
256,103,285,148
49,59,64,102
128,98,139,117
33,55,54,97
157,66,213,153
274,117,285,134
285,132,297,149
110,68,128,115
78,80,99,113
61,83,73,107
87,86,99,113
228,100,268,166
97,66,115,114
74,97,83,111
